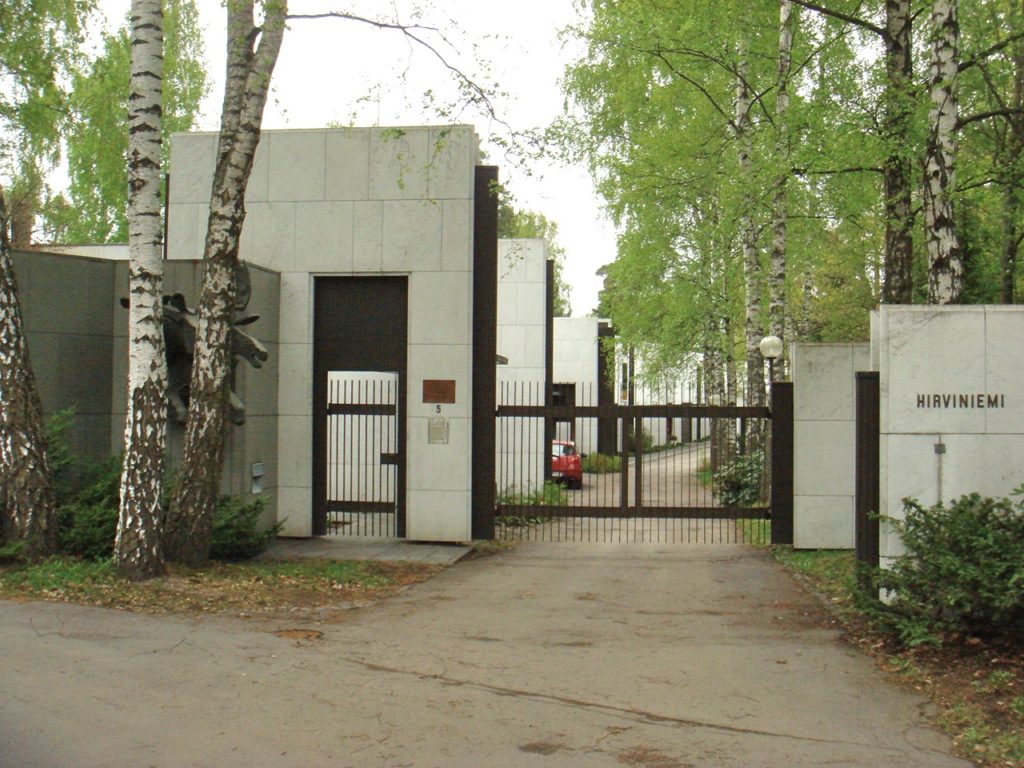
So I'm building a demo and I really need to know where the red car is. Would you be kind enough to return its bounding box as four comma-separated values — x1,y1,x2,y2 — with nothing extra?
551,440,583,489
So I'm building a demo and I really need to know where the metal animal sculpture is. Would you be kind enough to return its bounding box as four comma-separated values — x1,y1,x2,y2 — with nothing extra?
121,264,269,425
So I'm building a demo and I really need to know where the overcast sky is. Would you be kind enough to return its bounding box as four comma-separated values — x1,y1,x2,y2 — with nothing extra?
100,0,616,315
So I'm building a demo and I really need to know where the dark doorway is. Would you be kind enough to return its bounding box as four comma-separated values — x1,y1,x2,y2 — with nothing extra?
312,276,408,536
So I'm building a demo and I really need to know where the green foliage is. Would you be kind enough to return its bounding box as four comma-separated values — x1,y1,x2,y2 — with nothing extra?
40,0,208,242
559,0,1024,373
0,556,120,592
0,0,93,178
44,407,77,504
713,450,765,506
0,540,28,564
497,195,573,316
56,456,122,560
582,452,621,474
51,437,277,563
497,481,568,507
872,490,1024,646
209,496,280,562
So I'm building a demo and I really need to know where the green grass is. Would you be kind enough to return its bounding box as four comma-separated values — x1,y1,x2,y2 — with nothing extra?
771,548,858,604
497,481,567,507
0,556,399,609
738,518,771,546
0,556,124,595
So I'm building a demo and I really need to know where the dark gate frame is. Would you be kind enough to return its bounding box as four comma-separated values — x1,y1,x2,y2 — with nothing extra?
855,372,880,568
312,276,409,537
491,382,794,544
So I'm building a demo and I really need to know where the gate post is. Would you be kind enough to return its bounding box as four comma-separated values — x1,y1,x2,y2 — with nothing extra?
471,166,498,540
855,372,880,568
770,381,794,545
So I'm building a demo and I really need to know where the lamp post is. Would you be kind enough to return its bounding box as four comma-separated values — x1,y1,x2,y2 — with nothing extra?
759,335,783,383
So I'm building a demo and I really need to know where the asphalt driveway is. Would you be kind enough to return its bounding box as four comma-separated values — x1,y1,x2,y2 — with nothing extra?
0,543,971,767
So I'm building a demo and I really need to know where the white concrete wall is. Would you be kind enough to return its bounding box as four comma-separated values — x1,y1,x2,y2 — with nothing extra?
874,306,1024,566
168,125,480,541
496,239,547,383
792,343,870,549
553,317,602,455
495,239,547,491
554,317,599,387
43,244,130,260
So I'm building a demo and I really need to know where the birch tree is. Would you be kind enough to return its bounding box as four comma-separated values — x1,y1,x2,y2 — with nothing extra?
115,0,167,579
0,193,58,556
0,0,90,555
925,0,963,303
166,0,287,565
769,0,796,378
735,40,766,407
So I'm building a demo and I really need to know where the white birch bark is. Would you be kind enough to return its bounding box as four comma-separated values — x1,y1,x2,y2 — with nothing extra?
736,42,766,411
167,0,287,565
115,0,167,579
925,0,963,304
769,1,795,379
0,190,58,556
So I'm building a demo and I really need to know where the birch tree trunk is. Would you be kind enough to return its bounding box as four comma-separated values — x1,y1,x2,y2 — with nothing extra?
769,0,795,379
925,0,963,304
115,0,167,579
166,0,286,566
882,0,915,304
736,42,766,412
1001,29,1023,304
0,190,58,557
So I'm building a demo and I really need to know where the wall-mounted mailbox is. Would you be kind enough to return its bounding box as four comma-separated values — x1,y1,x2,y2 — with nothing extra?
428,417,449,444
251,462,265,495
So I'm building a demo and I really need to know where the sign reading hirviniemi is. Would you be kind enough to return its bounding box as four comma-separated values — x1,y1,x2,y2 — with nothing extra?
916,393,1006,409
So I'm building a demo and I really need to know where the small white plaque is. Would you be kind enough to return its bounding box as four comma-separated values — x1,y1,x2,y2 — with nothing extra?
428,417,449,445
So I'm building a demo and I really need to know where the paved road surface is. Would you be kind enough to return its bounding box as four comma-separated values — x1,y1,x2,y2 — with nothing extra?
1,543,968,767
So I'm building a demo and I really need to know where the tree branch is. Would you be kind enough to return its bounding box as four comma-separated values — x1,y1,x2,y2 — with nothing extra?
957,108,1024,130
788,0,886,38
287,11,505,126
792,165,884,175
959,30,1024,73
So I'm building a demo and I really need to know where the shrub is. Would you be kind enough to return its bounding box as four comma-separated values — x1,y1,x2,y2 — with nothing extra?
210,495,279,561
713,450,765,506
873,489,1024,646
497,480,567,507
582,452,621,474
45,408,78,505
626,428,654,454
57,457,122,560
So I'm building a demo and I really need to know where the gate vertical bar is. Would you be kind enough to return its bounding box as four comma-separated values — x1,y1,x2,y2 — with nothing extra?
619,415,629,515
543,258,555,484
855,372,880,569
770,381,794,545
472,165,498,540
633,415,643,510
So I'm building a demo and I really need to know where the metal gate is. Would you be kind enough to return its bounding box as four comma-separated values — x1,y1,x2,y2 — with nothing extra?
495,381,793,544
325,371,399,537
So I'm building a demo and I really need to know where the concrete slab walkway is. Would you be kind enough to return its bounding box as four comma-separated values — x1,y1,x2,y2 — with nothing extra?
0,543,970,767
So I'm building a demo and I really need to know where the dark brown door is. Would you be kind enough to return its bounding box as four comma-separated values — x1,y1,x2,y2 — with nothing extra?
313,277,408,536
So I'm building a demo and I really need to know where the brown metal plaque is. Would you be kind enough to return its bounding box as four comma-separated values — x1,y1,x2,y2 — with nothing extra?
422,379,456,404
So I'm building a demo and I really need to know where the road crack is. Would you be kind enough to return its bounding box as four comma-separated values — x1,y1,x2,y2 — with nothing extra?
336,654,917,755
